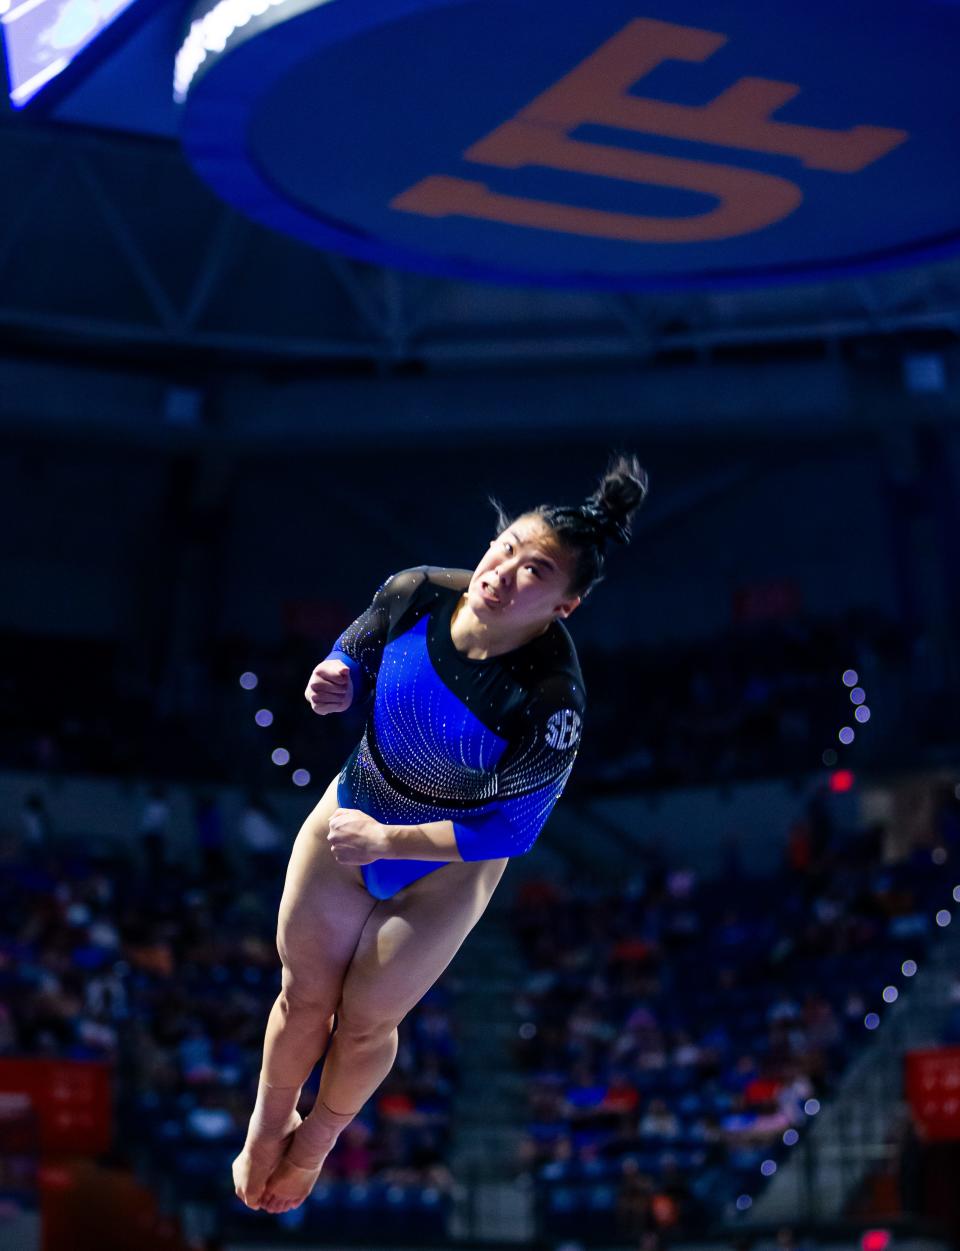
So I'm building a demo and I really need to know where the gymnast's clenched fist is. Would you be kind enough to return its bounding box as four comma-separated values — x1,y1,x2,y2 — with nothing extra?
304,659,353,714
326,808,391,864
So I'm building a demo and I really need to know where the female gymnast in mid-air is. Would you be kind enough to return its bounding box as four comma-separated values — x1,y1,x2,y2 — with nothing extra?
232,452,648,1213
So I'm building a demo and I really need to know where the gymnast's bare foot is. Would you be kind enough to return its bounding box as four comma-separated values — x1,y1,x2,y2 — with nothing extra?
258,1125,339,1213
232,1111,302,1209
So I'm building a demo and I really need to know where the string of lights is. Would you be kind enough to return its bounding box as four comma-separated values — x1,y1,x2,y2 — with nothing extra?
734,669,959,1216
238,670,312,788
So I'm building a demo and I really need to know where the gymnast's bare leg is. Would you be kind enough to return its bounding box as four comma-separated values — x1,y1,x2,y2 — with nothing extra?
231,776,377,1209
257,851,507,1213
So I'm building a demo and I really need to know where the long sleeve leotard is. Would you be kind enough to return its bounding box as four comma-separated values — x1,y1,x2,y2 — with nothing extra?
324,566,586,900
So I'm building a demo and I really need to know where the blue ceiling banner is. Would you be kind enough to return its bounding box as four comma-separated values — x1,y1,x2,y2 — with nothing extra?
177,0,960,290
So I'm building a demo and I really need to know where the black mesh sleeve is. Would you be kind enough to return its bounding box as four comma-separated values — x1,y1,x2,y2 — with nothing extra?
325,567,428,705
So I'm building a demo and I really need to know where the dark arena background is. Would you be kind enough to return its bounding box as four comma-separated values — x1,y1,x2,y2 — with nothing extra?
2,3,960,1251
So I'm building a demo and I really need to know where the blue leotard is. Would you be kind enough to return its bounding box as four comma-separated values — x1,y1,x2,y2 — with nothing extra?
324,566,586,900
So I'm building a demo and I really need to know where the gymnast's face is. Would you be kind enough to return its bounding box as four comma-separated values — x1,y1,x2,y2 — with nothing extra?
466,515,581,629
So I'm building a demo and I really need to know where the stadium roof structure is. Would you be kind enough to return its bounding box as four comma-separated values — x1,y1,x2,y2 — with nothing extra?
1,0,960,377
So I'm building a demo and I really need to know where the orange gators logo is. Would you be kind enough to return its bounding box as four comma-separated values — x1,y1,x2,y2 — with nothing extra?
392,17,908,244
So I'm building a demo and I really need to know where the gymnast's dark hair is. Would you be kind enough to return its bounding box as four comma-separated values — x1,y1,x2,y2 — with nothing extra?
489,452,649,599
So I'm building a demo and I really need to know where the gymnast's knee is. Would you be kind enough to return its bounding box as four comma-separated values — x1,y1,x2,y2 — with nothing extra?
335,1003,401,1047
275,966,338,1024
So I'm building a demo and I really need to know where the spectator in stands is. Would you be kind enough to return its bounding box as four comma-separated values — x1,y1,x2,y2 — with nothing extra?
328,1121,373,1181
616,1160,657,1241
20,792,51,847
638,1098,680,1141
139,786,171,876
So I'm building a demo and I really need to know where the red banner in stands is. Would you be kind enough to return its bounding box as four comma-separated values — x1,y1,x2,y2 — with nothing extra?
905,1048,960,1141
0,1060,112,1156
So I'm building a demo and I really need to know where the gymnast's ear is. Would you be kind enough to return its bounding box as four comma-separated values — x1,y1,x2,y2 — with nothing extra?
554,594,582,619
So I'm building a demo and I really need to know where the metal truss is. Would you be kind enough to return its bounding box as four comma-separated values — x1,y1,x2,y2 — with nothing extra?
2,122,960,370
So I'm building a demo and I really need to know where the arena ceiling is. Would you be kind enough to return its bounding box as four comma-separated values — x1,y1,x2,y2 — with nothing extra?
1,1,960,377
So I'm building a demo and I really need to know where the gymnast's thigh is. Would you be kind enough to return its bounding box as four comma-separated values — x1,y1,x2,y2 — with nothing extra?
277,774,379,997
337,856,508,1029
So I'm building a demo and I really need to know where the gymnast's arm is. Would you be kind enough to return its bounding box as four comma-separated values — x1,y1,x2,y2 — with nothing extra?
306,567,427,713
326,765,578,864
380,772,574,862
385,819,463,861
329,779,574,864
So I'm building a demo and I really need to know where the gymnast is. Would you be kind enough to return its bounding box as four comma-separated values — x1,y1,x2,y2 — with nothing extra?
232,452,648,1213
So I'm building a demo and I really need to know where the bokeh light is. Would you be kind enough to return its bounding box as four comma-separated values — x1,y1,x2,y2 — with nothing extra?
936,910,951,927
736,1195,752,1212
804,1098,820,1116
822,749,838,767
271,748,290,766
855,706,871,723
932,847,948,865
864,1013,880,1030
882,986,898,1004
850,687,866,704
829,770,855,793
760,1160,777,1177
254,709,273,728
902,959,918,977
292,768,311,787
838,726,855,745
783,1129,799,1146
239,671,258,690
861,1231,892,1251
842,669,858,687
953,886,960,903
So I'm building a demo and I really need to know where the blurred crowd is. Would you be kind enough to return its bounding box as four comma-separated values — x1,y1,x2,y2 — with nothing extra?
2,770,959,1244
0,608,917,794
0,629,350,789
577,610,910,790
509,784,960,1242
0,819,460,1233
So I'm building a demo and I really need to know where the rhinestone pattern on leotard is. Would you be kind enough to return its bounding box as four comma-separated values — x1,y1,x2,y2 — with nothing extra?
326,566,585,895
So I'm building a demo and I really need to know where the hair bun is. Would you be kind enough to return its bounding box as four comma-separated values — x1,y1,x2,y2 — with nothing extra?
579,500,631,546
583,453,649,546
